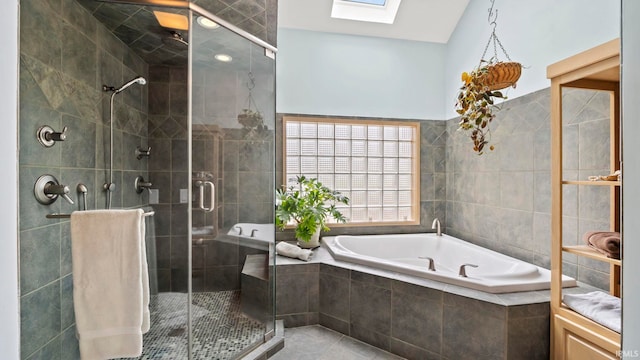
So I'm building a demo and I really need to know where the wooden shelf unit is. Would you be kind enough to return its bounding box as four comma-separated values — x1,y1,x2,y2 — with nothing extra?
548,38,621,359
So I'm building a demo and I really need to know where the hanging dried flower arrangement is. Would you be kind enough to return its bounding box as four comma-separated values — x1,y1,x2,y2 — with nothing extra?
455,0,523,155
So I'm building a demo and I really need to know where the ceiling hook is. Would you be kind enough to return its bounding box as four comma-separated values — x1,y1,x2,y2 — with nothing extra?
487,0,497,24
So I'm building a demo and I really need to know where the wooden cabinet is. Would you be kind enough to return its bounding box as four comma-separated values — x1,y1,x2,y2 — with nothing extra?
547,39,621,359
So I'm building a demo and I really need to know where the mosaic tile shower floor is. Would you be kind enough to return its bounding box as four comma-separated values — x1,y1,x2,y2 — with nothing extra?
119,291,265,360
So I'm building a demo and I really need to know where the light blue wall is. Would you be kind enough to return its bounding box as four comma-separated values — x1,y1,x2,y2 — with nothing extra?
1,0,20,358
277,2,619,121
622,0,640,353
276,28,446,120
445,0,620,118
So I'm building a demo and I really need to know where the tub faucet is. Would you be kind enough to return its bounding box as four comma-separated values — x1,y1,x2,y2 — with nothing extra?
234,226,243,235
458,263,478,277
431,218,442,236
250,229,259,237
419,256,436,271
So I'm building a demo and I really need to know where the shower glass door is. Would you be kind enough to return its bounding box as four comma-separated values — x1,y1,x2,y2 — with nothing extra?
188,8,276,359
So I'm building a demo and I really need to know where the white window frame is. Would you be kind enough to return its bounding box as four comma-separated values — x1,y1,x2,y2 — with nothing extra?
282,116,420,227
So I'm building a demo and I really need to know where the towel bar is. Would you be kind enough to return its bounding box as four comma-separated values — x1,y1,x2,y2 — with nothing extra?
46,210,155,219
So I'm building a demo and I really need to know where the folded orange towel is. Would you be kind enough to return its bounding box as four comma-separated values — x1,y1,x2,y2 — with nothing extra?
582,231,620,259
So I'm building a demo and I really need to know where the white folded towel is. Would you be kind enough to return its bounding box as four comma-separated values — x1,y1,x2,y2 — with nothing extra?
71,209,149,359
276,242,313,261
563,291,621,333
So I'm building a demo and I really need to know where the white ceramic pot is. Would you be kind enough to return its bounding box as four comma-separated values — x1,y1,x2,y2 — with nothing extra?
297,227,321,249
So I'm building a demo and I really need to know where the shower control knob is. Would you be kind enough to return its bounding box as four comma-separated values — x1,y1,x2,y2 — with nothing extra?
34,174,75,205
37,125,68,147
44,183,74,205
47,126,68,142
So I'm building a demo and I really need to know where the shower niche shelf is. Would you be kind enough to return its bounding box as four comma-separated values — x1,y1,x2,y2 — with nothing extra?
548,38,621,360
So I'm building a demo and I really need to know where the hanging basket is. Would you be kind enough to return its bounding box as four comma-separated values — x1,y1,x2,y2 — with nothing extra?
477,61,522,91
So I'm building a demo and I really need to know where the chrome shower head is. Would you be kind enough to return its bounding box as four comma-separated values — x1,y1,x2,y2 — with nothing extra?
114,76,147,94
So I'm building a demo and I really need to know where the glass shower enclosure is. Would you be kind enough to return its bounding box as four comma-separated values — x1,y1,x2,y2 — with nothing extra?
87,1,276,358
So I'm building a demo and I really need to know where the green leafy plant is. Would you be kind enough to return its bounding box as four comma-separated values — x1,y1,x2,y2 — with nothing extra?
275,176,349,242
455,60,509,155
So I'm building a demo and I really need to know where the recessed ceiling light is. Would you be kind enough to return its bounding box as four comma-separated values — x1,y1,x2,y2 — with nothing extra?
197,16,219,29
214,54,233,62
153,11,189,31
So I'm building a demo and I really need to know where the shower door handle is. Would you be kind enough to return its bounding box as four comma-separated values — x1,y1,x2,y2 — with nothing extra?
196,180,215,212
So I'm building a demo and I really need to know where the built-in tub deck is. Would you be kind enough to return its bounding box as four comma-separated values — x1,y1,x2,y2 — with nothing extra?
274,241,601,360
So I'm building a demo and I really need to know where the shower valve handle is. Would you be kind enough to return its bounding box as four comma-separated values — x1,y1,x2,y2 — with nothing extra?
46,126,68,142
37,125,68,147
44,183,74,205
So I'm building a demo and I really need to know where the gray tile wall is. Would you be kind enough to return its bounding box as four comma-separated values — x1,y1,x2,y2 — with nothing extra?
445,88,613,290
147,65,190,292
276,263,550,360
275,114,447,241
18,0,149,358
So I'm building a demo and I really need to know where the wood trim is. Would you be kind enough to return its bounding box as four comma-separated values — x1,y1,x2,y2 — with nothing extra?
550,78,563,311
412,123,421,223
562,245,621,266
281,115,422,227
555,309,621,351
282,115,422,127
562,79,619,91
547,38,620,79
562,180,620,187
554,56,620,85
548,39,622,358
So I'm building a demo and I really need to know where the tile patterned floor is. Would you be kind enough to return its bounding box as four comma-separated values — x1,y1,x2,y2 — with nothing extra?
270,325,405,360
118,291,265,360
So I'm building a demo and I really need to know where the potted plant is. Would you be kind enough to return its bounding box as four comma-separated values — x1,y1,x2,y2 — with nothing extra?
455,59,522,155
275,176,349,248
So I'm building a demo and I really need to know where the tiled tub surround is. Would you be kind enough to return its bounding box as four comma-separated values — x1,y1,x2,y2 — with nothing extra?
276,246,599,360
445,88,613,290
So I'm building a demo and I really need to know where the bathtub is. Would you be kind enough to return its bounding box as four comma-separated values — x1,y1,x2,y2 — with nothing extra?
323,233,577,293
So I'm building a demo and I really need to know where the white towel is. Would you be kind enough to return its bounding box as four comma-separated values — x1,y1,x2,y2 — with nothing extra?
276,241,313,261
563,291,621,333
71,209,149,359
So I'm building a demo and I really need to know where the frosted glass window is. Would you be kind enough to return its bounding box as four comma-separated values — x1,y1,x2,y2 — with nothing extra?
335,157,351,173
287,122,300,137
300,122,317,138
384,141,398,157
283,116,419,225
335,140,351,156
300,139,317,155
399,142,413,157
368,141,383,157
368,126,383,140
352,174,367,190
352,157,367,173
384,126,398,140
318,140,334,156
368,174,382,189
352,140,366,156
318,123,334,138
399,158,412,173
335,125,351,139
301,157,317,173
318,157,334,173
286,139,299,156
352,125,366,139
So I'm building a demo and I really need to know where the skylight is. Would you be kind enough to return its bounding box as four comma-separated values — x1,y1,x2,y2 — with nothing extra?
331,0,402,24
344,0,387,5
